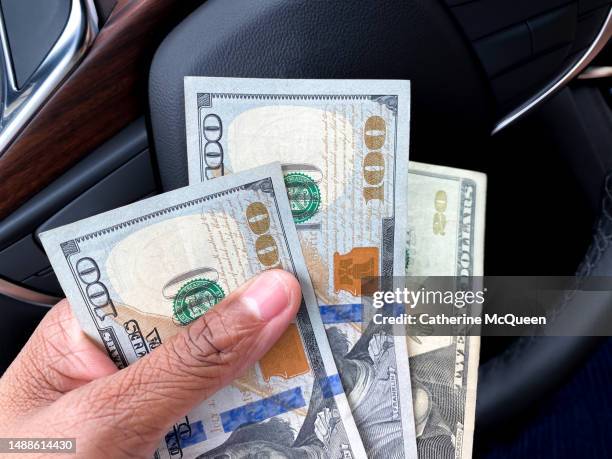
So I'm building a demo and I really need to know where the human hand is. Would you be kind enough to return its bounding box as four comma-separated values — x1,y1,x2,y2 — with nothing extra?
0,269,301,458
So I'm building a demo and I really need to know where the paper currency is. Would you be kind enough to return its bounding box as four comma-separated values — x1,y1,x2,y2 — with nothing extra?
40,164,367,459
185,77,417,458
405,161,486,459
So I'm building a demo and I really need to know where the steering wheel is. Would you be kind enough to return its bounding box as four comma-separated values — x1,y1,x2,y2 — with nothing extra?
147,0,612,429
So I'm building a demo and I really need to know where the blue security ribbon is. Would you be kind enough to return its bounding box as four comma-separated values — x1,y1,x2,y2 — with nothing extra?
319,374,343,399
319,304,362,323
220,387,306,432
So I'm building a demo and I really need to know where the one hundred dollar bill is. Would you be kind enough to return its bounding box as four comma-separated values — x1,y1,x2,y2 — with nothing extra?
405,161,486,459
185,77,417,458
40,164,367,459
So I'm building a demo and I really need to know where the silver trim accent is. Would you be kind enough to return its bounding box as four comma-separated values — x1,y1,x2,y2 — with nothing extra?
0,277,59,307
578,65,612,79
493,7,612,134
0,0,98,154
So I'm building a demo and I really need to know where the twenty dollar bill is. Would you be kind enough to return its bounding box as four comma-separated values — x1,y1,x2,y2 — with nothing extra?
185,76,417,458
406,161,486,459
40,164,367,459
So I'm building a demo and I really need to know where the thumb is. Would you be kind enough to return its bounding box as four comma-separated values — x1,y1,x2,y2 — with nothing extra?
60,269,301,454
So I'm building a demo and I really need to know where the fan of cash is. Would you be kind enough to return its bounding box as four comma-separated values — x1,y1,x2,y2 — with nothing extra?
41,77,486,459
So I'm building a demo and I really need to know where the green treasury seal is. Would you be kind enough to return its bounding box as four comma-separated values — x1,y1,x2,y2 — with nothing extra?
284,173,321,223
173,279,225,325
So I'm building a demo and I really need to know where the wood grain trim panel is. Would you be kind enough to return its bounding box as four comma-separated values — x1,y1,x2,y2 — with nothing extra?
0,0,198,219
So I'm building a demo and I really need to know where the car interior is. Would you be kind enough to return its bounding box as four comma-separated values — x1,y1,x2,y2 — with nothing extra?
1,0,611,457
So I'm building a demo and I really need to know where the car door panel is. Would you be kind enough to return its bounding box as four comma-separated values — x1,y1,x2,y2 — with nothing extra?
0,118,157,299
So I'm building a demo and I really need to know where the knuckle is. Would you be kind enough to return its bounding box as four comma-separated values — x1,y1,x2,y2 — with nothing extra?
157,308,250,386
179,309,239,366
196,309,234,346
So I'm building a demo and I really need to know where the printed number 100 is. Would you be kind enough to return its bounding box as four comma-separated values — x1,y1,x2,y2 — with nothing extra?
363,116,386,203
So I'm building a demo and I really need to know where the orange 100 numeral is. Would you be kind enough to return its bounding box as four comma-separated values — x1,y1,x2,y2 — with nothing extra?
246,202,281,268
363,115,386,202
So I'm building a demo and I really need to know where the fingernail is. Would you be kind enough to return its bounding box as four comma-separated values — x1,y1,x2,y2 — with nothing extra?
242,271,291,321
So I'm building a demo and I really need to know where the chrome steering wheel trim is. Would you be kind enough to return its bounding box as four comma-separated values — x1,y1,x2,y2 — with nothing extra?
493,7,612,134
